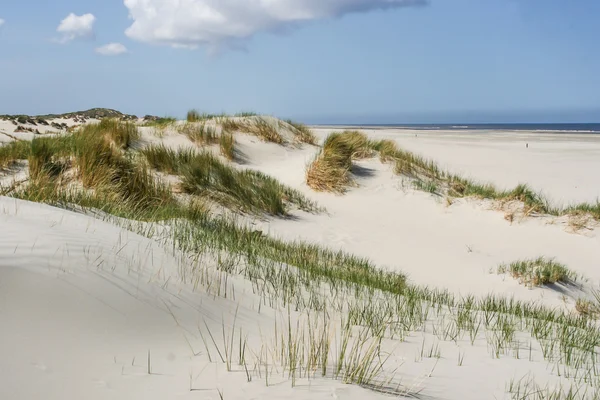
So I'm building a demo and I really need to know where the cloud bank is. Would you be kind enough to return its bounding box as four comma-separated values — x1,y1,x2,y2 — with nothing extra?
124,0,426,49
0,18,5,28
96,43,128,56
57,13,96,43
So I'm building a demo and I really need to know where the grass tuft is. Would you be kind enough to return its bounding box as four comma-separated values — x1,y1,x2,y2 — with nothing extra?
220,132,235,160
497,257,575,287
0,140,32,169
306,131,373,193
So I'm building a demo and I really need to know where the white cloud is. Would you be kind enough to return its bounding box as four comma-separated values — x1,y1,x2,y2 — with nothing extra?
57,13,96,43
123,0,427,50
0,18,5,27
96,43,128,56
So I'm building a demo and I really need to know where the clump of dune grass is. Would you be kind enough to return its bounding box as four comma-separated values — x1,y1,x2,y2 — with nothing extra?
286,119,317,145
220,132,235,160
0,140,32,169
497,257,575,287
142,145,196,175
187,109,201,122
566,202,600,220
28,137,71,180
306,131,373,193
142,144,319,215
179,123,218,145
369,139,398,162
95,118,140,149
22,121,172,212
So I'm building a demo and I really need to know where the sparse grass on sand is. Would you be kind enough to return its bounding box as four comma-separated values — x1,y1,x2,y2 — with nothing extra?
497,257,575,287
310,130,600,221
285,119,317,145
142,144,319,216
179,122,218,145
219,116,283,144
248,118,283,144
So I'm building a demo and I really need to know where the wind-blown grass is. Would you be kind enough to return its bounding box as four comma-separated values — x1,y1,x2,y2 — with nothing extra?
286,119,317,145
306,131,373,193
15,120,171,212
28,136,71,180
142,144,320,216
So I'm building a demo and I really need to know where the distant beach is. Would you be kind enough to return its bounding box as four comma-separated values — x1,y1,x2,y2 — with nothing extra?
314,123,600,133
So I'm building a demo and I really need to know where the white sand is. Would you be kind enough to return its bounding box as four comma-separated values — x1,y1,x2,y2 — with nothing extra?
0,198,391,400
235,129,600,310
2,122,600,399
364,128,600,205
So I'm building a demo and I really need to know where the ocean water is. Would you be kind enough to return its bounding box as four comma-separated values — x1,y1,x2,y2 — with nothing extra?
349,123,600,133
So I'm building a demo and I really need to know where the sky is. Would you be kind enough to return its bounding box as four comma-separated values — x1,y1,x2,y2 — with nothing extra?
0,0,599,123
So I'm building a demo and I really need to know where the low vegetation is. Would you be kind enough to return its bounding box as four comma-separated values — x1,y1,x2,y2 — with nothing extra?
219,132,235,160
179,122,218,145
309,130,600,222
497,257,576,287
0,140,31,169
306,131,374,193
142,116,176,127
285,119,317,145
187,109,202,123
142,144,319,215
248,118,283,144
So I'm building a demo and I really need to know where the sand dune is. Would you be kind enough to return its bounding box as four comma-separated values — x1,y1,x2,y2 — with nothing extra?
233,130,600,310
2,116,600,399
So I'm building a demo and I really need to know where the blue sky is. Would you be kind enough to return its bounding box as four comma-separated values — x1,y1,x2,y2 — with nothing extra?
0,0,599,123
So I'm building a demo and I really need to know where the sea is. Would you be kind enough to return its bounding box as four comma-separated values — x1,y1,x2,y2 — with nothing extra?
335,123,600,133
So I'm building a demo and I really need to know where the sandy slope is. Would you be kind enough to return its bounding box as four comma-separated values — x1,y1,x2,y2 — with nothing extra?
0,197,389,400
234,130,600,311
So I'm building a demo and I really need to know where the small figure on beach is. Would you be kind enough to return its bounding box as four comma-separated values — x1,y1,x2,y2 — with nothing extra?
526,143,529,148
